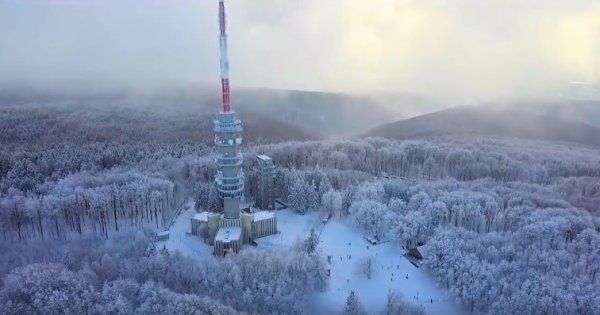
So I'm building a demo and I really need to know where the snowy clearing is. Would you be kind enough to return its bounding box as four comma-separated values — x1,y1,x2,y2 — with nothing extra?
260,209,466,314
256,209,323,249
312,221,466,315
159,202,213,260
163,207,466,314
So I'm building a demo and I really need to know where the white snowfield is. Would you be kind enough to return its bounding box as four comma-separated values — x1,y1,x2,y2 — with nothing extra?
259,210,466,315
312,221,466,315
165,206,465,314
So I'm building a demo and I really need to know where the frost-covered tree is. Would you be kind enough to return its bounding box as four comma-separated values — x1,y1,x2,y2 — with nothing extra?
307,181,320,210
0,263,97,315
356,255,375,280
343,290,367,315
96,278,141,315
382,289,425,315
302,228,320,254
322,189,343,217
288,177,309,213
349,200,391,238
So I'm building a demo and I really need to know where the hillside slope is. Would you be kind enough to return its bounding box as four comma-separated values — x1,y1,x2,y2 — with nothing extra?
0,102,321,144
363,106,600,147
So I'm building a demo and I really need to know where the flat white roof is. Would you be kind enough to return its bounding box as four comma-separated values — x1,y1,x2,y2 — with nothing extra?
192,212,209,222
257,154,272,161
253,211,275,221
157,231,169,237
215,227,242,243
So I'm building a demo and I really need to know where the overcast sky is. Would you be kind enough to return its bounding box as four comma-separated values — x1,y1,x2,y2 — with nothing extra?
0,0,599,103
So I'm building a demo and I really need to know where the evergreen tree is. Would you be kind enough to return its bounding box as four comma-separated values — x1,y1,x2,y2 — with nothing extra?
289,178,308,213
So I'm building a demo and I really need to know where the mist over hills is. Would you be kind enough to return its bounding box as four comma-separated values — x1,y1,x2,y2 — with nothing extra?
3,86,598,147
527,101,600,127
232,88,440,136
145,87,436,137
363,105,600,147
0,86,440,138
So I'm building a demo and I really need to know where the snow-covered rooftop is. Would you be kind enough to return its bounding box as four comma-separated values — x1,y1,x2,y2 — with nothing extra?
253,211,275,221
257,154,272,162
192,212,209,222
215,227,242,243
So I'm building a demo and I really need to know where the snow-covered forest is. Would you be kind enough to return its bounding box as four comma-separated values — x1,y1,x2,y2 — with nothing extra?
1,103,600,314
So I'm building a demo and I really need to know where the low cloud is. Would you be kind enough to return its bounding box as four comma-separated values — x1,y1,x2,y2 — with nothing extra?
1,0,599,104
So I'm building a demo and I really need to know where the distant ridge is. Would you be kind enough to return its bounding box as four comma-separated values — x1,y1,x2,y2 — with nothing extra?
363,106,600,147
0,86,438,137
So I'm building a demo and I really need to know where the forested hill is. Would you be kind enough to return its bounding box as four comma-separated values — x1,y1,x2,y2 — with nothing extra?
0,87,441,137
0,101,321,145
363,106,600,147
231,88,427,136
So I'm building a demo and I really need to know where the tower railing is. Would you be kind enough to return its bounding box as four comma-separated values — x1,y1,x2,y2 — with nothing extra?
214,136,243,147
214,120,243,133
217,186,244,198
217,154,243,167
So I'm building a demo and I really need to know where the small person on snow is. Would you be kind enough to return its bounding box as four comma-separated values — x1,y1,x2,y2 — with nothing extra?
406,274,408,279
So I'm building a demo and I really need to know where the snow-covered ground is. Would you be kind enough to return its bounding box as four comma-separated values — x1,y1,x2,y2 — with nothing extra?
256,209,465,315
162,206,465,314
312,221,466,315
256,209,323,249
158,202,213,260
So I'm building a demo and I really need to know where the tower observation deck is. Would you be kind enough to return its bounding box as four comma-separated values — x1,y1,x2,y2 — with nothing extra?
214,112,244,219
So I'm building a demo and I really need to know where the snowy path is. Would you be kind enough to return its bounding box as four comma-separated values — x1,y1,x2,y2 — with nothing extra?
311,221,466,315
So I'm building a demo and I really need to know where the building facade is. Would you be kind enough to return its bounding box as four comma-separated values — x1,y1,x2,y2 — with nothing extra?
251,211,277,239
256,155,276,210
192,210,277,255
214,227,242,255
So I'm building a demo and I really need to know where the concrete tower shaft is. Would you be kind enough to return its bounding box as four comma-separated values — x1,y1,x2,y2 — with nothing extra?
214,112,244,219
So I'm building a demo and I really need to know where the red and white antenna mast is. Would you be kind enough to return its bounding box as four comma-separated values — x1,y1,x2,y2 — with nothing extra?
218,0,231,112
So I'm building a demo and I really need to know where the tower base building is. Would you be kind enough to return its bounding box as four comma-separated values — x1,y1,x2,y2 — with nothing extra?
191,210,277,256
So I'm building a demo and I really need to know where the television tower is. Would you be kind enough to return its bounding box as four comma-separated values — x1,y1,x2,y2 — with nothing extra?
214,0,244,221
